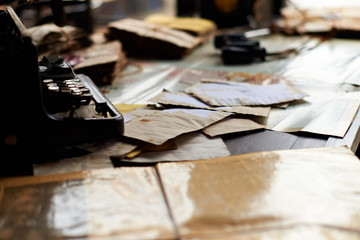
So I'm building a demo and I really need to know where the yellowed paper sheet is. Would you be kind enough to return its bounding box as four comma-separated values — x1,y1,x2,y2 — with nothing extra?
125,139,178,159
123,106,161,123
157,146,360,239
124,108,231,145
202,117,265,137
144,14,216,36
267,92,360,137
114,103,147,114
0,167,175,240
121,132,230,163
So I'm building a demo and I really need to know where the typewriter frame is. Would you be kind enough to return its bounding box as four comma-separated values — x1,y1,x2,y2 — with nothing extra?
1,6,124,174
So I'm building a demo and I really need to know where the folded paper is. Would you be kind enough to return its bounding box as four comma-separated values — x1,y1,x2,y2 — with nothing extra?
186,80,307,106
202,117,265,137
149,90,271,117
267,92,360,137
120,132,230,163
124,108,231,145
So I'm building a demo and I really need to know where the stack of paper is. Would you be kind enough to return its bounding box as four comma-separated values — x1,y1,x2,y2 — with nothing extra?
27,23,92,55
67,41,127,85
121,76,360,159
106,18,201,59
110,79,309,163
144,14,217,38
278,7,360,37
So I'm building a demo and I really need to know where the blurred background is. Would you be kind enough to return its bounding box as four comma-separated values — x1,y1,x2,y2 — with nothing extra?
8,0,279,30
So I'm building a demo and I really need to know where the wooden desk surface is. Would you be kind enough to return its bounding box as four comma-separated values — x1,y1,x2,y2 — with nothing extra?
102,34,360,155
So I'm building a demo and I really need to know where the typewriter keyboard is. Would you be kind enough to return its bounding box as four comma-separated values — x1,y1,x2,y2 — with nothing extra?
42,77,92,114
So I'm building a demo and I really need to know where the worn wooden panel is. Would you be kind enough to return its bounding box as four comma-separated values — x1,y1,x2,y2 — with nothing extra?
0,167,176,240
158,146,360,239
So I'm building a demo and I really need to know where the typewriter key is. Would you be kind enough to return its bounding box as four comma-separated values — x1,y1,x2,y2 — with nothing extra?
61,89,71,94
43,79,53,84
81,88,90,94
48,86,60,92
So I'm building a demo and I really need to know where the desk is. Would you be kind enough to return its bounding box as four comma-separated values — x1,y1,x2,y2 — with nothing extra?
4,8,360,240
101,34,360,156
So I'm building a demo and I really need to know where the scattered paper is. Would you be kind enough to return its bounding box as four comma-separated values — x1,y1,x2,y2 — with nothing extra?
185,80,307,106
119,132,230,163
114,104,147,114
149,90,271,117
124,108,231,145
202,117,265,137
267,92,360,137
125,139,178,159
123,106,161,123
149,90,209,108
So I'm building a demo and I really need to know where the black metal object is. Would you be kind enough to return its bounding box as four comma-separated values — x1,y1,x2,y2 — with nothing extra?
201,0,254,28
215,32,267,64
0,6,123,176
14,0,93,32
176,0,254,27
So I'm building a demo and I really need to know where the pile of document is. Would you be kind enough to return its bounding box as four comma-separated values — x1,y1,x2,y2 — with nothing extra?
32,62,360,177
28,23,92,55
106,18,201,59
278,6,360,37
33,70,360,175
123,79,306,145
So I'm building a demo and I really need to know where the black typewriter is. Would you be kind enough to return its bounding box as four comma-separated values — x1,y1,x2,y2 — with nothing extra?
0,6,124,176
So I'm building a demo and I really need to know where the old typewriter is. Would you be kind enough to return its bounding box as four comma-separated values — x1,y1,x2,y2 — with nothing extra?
0,6,124,175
